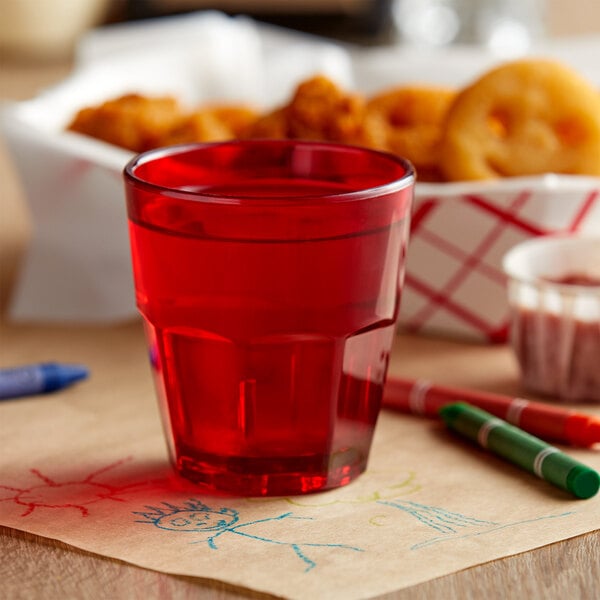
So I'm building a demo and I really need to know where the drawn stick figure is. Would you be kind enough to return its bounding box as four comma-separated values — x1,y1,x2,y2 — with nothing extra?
134,499,364,572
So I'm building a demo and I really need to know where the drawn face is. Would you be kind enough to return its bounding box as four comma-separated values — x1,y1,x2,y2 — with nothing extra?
155,509,237,532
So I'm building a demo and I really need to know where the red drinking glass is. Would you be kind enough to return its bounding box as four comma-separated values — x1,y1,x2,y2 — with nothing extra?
124,140,414,496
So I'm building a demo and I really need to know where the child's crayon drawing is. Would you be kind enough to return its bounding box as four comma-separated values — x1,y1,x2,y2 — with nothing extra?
1,456,577,561
0,457,147,516
377,499,497,533
133,498,364,572
247,469,421,508
245,467,576,552
376,499,575,550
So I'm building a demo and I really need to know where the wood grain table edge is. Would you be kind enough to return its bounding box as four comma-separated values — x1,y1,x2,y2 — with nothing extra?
0,525,278,600
1,524,598,600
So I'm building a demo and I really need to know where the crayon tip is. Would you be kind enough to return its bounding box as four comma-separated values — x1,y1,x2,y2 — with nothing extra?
565,415,600,447
438,402,469,425
585,420,600,447
61,364,90,384
566,465,600,499
40,363,89,393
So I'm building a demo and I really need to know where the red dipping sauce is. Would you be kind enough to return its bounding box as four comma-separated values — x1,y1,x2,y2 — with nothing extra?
512,308,600,403
543,273,600,286
504,236,600,403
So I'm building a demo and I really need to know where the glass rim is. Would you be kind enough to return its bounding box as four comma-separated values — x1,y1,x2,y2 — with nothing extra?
123,139,415,204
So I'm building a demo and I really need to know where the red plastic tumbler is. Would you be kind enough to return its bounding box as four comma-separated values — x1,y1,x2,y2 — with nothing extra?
124,140,414,496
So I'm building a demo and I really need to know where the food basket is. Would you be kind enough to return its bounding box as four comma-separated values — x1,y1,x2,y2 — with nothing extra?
401,176,599,342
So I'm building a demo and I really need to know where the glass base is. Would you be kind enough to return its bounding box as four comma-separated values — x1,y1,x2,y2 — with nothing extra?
174,450,368,496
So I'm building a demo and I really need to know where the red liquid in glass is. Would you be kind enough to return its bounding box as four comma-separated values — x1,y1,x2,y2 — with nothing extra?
126,143,412,495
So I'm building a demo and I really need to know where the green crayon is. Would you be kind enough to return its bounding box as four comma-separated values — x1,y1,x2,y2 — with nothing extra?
439,402,600,499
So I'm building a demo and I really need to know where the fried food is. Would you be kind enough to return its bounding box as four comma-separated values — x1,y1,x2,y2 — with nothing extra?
159,111,231,145
245,107,289,139
210,106,260,138
68,93,184,152
67,62,600,183
366,86,456,182
69,95,259,149
246,75,384,147
287,75,379,145
439,59,600,180
160,105,259,145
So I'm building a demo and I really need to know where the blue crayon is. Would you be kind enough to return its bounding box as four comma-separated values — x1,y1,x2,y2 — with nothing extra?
0,363,89,400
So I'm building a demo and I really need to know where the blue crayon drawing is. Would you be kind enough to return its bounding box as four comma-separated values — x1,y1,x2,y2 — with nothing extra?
377,499,497,533
376,499,575,550
133,498,364,572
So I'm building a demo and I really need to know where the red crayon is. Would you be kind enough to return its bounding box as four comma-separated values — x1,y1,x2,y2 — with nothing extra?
383,377,600,447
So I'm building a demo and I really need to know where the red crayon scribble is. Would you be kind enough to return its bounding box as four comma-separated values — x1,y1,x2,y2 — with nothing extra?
0,457,146,517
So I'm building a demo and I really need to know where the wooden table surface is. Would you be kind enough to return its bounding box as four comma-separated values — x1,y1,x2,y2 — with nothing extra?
0,323,598,599
1,20,599,599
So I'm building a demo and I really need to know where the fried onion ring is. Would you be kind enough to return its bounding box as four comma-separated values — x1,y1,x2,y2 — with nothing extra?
439,59,600,181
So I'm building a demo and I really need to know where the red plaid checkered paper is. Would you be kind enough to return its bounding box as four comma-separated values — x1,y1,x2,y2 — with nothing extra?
399,176,600,344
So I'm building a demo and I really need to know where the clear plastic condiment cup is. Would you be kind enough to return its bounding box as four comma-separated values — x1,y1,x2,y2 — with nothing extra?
502,235,600,403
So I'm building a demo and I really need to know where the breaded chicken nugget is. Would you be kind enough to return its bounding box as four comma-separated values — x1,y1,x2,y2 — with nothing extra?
247,75,384,147
68,93,184,152
160,105,259,145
